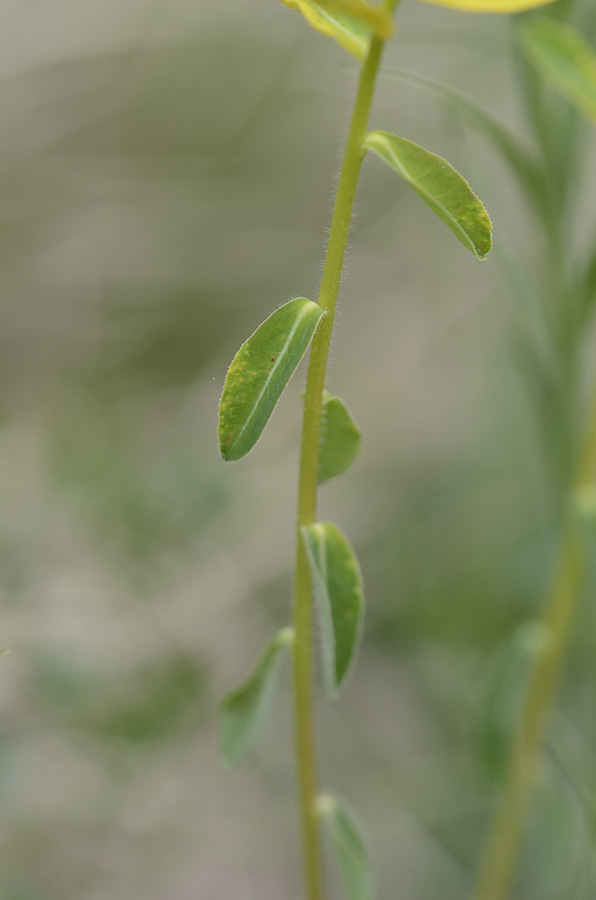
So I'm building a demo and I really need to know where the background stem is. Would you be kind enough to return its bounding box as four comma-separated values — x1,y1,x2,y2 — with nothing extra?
291,4,399,898
472,385,596,900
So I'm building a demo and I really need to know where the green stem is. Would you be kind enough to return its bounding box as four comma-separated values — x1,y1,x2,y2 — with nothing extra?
472,386,596,900
291,6,399,899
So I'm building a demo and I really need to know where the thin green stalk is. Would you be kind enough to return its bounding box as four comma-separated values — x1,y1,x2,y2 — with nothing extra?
472,385,596,900
291,5,399,899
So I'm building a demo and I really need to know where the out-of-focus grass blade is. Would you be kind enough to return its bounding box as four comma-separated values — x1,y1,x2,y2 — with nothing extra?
380,69,545,209
280,0,393,60
417,0,556,12
302,522,364,696
364,130,493,259
318,793,374,900
314,0,393,37
580,246,596,325
477,621,550,782
219,628,294,767
575,485,596,564
218,297,324,462
518,18,596,122
319,392,362,484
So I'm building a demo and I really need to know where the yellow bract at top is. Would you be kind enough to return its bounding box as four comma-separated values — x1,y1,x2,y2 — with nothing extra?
282,0,393,37
417,0,555,13
279,0,556,61
280,0,393,60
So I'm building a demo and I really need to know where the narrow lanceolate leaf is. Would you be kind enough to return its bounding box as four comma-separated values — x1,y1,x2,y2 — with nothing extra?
302,522,364,696
318,794,374,900
477,621,549,782
218,628,294,767
363,131,493,259
417,0,555,13
218,297,324,462
319,392,362,484
280,0,393,60
518,19,596,122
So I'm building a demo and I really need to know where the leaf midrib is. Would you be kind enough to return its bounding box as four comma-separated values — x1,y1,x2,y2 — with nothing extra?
228,301,320,457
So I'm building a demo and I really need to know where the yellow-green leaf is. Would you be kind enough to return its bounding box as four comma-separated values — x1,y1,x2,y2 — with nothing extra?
317,0,393,36
363,130,493,259
518,18,596,122
302,522,364,696
218,297,324,462
218,628,294,767
317,793,374,900
280,0,393,60
417,0,555,13
319,392,362,484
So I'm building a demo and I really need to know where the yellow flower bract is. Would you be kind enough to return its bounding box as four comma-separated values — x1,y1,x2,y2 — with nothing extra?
418,0,555,13
279,0,393,61
280,0,556,62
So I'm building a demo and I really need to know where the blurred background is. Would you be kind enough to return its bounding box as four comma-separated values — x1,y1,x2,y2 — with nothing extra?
2,1,596,898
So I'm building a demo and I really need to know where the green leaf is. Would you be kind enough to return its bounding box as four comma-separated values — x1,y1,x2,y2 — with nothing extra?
218,297,324,462
319,392,362,484
280,0,393,60
318,793,374,900
363,130,493,259
302,522,364,696
218,628,294,767
518,18,596,122
417,0,555,12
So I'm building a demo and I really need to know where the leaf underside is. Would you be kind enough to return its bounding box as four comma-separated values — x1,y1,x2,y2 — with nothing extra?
518,18,596,122
218,628,292,767
319,392,362,484
218,297,324,462
319,794,374,900
302,521,364,696
363,130,493,259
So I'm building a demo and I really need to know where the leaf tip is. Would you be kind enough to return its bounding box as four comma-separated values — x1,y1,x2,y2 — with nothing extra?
315,792,339,818
278,626,296,648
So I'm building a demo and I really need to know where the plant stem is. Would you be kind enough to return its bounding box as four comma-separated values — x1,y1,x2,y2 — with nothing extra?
291,5,399,899
472,385,596,900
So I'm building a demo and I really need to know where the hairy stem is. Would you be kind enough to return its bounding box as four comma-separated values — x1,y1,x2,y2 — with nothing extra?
291,5,399,899
472,386,596,900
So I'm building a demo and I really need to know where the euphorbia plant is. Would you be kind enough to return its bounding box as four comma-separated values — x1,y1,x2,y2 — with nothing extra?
217,1,555,899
